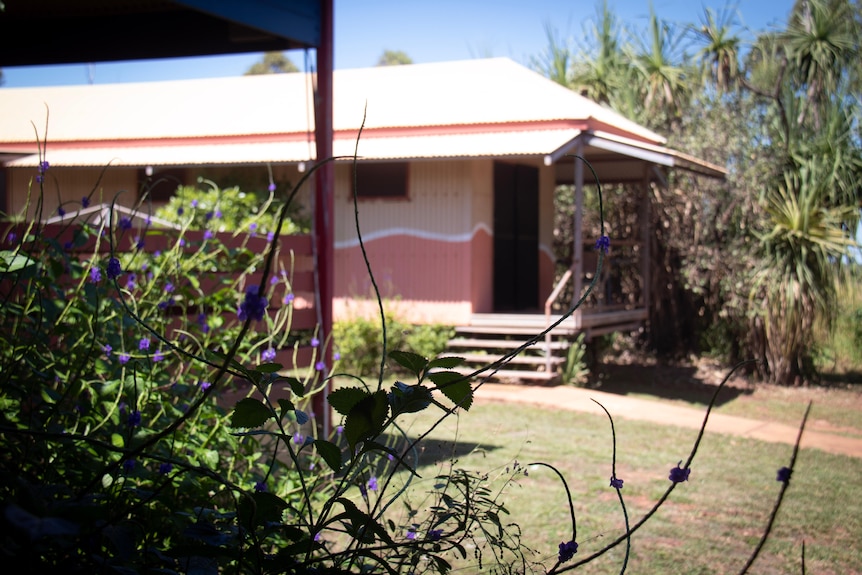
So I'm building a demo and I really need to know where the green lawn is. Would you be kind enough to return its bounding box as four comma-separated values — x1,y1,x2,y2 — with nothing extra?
380,398,862,574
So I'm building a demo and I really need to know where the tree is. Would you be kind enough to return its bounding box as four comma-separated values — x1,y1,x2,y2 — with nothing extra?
245,52,299,75
529,23,575,87
693,6,742,94
628,7,695,126
570,1,628,107
376,50,413,66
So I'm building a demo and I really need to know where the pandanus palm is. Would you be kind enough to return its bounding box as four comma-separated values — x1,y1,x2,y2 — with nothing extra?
754,159,856,385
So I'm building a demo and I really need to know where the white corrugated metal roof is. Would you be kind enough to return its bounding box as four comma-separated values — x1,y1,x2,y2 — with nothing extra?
0,58,664,144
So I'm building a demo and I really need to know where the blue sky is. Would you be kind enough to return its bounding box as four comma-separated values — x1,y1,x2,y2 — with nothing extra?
2,0,793,87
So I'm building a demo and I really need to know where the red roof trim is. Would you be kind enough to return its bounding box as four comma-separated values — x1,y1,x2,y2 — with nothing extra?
0,119,594,151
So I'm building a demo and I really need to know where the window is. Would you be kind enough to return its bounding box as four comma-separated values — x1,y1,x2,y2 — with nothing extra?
353,162,408,199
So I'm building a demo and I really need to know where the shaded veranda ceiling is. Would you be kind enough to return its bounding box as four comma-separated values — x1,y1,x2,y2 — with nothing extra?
0,0,321,66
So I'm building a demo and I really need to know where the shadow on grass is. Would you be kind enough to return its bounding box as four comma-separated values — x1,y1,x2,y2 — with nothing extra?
818,370,862,387
376,432,503,473
587,362,753,407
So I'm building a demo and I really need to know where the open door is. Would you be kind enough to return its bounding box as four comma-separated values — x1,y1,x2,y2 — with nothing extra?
493,162,539,311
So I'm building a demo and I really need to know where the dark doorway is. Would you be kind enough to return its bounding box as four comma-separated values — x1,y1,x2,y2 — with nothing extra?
493,162,539,311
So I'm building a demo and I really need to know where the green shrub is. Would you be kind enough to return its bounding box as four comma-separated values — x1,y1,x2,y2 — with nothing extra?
333,313,453,376
562,333,590,385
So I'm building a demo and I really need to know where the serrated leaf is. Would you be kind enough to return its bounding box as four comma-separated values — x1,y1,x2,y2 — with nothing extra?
231,398,274,428
429,372,473,411
388,382,433,415
314,440,343,473
389,350,428,377
256,362,283,373
427,356,464,370
343,390,388,453
294,410,309,424
327,387,370,417
333,498,394,545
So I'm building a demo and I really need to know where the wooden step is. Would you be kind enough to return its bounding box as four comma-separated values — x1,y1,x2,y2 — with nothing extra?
455,325,575,336
451,353,565,367
446,338,570,351
444,366,559,383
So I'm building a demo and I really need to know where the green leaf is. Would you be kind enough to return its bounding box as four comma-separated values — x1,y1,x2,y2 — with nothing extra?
231,398,274,428
429,371,473,411
256,362,283,373
277,398,296,420
239,492,288,529
314,439,343,473
333,498,394,545
0,250,38,273
427,356,464,370
388,382,433,415
327,386,369,417
343,390,389,453
279,376,305,397
389,350,428,377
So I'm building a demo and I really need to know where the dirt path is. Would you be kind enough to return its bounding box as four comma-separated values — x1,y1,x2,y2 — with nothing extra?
475,383,862,459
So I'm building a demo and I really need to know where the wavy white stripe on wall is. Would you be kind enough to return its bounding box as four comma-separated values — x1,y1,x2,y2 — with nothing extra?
335,223,493,250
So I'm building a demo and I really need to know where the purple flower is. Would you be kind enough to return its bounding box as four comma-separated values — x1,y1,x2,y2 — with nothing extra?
177,206,184,216
595,235,610,254
428,529,443,541
293,432,304,445
268,182,276,192
138,337,150,351
128,410,142,427
237,285,268,322
315,361,326,372
106,257,122,280
56,206,65,216
776,466,791,484
123,459,136,472
125,274,137,290
158,462,173,474
5,232,16,244
266,231,275,242
310,337,320,348
283,293,295,305
205,211,214,221
190,199,198,208
152,350,164,362
89,266,102,283
103,344,113,356
118,353,130,365
81,196,90,208
334,352,341,361
249,222,258,232
558,540,578,563
165,282,174,293
367,476,378,491
406,529,416,540
262,348,277,362
39,160,49,173
199,381,212,392
336,425,344,435
203,229,214,240
119,217,132,231
136,237,145,250
610,477,624,489
668,463,691,483
215,209,222,219
254,480,267,492
64,241,74,250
